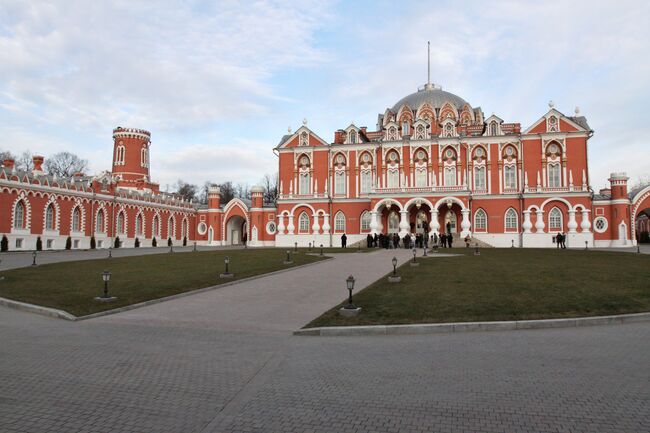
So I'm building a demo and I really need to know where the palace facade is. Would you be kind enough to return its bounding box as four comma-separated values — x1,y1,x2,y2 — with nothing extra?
2,82,649,250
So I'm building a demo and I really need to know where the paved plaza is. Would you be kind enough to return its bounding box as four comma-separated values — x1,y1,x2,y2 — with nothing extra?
1,249,648,433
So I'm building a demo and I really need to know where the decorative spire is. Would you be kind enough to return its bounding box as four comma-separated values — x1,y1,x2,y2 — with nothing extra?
288,126,292,134
302,118,308,125
424,41,434,90
548,100,555,109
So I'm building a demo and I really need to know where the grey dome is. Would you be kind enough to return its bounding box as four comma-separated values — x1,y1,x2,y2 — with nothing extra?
391,85,469,112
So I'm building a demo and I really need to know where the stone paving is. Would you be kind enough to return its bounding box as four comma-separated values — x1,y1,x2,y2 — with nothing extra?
0,249,648,433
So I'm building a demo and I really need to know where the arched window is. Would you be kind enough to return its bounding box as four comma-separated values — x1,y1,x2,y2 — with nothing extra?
504,165,517,189
415,169,427,187
115,145,125,165
182,218,188,238
14,201,25,229
360,211,371,231
349,130,357,144
152,216,159,237
360,170,372,194
136,214,143,235
298,212,310,233
45,204,55,230
388,211,399,233
335,171,346,195
490,122,498,136
548,163,561,188
474,209,487,231
474,166,486,190
402,121,410,136
168,216,175,238
117,212,125,234
299,172,311,195
505,208,518,231
141,147,148,167
72,207,81,232
334,212,346,232
96,209,104,233
549,207,563,231
444,166,456,186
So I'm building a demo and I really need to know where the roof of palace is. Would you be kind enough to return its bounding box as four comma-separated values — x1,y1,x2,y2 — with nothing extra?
629,183,650,200
391,85,470,111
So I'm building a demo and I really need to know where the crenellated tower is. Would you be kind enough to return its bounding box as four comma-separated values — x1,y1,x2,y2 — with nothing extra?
111,127,155,191
608,172,631,245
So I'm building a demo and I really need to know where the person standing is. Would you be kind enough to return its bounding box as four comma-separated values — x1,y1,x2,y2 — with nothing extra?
464,235,470,248
373,233,378,248
561,232,567,249
367,233,373,248
242,231,247,247
448,234,454,248
341,233,347,248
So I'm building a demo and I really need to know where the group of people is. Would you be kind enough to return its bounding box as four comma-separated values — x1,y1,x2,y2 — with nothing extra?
554,232,567,249
358,231,460,249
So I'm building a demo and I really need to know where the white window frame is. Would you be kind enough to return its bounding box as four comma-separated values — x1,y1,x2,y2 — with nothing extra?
474,166,486,190
415,168,427,187
96,209,104,233
474,209,487,231
45,204,55,230
360,170,372,194
444,166,456,186
360,211,371,231
298,212,310,233
548,163,561,188
335,171,346,195
505,208,518,231
14,201,25,229
72,207,81,232
504,165,517,189
334,212,346,232
299,172,311,195
549,207,563,232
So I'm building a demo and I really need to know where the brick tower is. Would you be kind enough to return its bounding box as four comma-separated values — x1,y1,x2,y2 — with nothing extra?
111,127,154,191
608,172,630,245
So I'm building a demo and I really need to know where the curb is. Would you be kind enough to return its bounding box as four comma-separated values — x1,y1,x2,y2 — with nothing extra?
293,312,650,336
0,257,333,321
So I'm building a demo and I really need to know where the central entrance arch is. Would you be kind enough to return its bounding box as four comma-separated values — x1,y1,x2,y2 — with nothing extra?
225,215,246,245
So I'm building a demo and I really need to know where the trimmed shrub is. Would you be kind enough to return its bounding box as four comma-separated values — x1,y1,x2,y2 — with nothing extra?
65,236,72,250
183,236,187,246
135,237,140,248
114,236,121,248
1,234,8,252
167,237,172,247
90,236,96,249
36,236,43,251
152,237,157,247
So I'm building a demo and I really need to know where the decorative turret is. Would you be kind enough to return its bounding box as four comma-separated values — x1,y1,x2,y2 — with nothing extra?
208,185,221,209
2,158,15,172
251,185,264,208
32,155,44,174
111,127,152,188
608,172,629,200
608,172,631,245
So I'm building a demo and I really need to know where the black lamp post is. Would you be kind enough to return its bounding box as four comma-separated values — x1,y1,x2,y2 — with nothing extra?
193,241,197,252
585,240,588,250
474,243,480,256
511,239,514,248
32,251,37,266
101,270,111,299
308,242,312,251
392,256,397,276
344,275,356,309
285,250,292,264
108,246,112,258
412,248,417,263
320,244,323,256
224,256,230,274
423,246,428,257
294,242,298,252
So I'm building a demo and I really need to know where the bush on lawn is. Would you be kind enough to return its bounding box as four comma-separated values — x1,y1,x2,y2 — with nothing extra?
36,236,43,251
65,236,72,250
114,236,121,248
90,236,96,249
152,237,157,247
640,231,650,244
167,237,172,247
1,234,8,252
135,237,140,248
183,236,187,246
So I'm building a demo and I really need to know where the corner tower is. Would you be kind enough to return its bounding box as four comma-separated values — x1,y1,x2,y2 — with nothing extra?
111,127,152,189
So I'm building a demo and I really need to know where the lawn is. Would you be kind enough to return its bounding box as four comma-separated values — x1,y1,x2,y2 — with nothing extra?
0,249,325,317
306,248,650,328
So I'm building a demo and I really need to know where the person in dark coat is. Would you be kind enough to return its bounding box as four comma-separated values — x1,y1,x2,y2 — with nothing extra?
373,233,378,248
341,233,347,248
441,233,447,248
367,233,373,248
393,233,399,249
448,234,454,248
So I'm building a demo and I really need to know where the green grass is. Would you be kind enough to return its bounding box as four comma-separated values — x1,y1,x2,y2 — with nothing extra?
306,248,650,328
0,249,325,317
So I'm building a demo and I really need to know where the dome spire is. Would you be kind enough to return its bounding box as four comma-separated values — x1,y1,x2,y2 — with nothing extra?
425,41,434,91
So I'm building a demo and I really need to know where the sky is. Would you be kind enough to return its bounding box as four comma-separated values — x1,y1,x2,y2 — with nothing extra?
1,0,649,191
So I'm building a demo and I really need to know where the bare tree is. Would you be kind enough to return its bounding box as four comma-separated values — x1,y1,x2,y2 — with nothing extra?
0,150,15,162
15,151,33,172
261,173,278,204
198,181,213,204
174,179,198,202
44,151,88,177
630,174,650,191
235,183,250,201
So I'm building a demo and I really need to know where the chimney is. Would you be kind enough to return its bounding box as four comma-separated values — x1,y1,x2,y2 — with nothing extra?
3,158,15,172
32,155,44,174
599,188,611,196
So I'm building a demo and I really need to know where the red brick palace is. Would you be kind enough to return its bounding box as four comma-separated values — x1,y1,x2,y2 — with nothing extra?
2,83,649,250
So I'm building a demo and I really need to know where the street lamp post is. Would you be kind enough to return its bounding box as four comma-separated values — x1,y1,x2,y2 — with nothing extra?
308,242,312,251
220,256,234,278
423,246,428,257
320,244,323,256
108,246,112,258
389,256,401,283
410,248,419,266
193,242,197,252
284,250,293,264
345,275,356,308
95,270,116,301
511,239,514,248
474,243,480,256
392,257,397,276
32,251,37,267
294,242,298,253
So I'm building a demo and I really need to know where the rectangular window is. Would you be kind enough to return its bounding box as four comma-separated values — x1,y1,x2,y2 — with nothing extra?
98,240,103,248
360,171,372,194
299,173,310,195
444,167,456,186
474,167,486,190
415,170,427,187
73,240,79,249
46,239,54,249
504,166,517,189
548,164,561,188
16,238,23,249
387,170,399,188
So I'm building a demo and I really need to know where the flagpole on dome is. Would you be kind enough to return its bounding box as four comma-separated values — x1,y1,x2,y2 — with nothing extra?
425,41,433,91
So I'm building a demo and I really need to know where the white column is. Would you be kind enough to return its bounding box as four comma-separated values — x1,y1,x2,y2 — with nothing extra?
311,213,320,234
321,213,331,234
567,209,578,233
398,210,409,238
286,214,295,234
535,210,545,233
277,214,285,234
460,209,471,238
580,209,591,232
369,210,379,235
429,209,440,235
522,211,533,234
